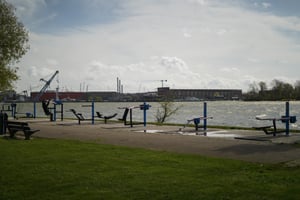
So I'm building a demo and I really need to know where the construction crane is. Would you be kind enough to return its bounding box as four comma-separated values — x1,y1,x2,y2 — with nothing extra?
34,70,59,101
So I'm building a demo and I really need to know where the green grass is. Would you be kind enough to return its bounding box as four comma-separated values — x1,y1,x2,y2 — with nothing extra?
1,138,300,200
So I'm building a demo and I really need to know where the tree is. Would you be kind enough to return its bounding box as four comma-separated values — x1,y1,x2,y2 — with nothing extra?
0,0,29,91
244,79,298,101
271,79,294,100
281,82,294,100
155,101,182,123
258,81,267,92
244,82,259,100
294,80,300,100
258,81,268,99
248,82,259,94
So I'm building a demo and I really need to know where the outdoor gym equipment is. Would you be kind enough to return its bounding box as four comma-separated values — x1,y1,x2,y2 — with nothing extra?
70,101,95,124
255,101,297,136
1,103,17,118
181,102,213,134
42,100,64,121
96,112,117,124
118,102,151,128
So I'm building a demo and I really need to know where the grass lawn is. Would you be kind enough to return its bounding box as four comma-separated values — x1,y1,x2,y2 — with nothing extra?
0,137,300,200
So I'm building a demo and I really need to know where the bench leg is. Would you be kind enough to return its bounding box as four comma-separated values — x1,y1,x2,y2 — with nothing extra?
24,132,31,140
24,131,35,140
9,131,17,138
272,120,277,136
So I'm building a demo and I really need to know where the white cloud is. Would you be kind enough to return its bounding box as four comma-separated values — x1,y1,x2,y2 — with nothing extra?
27,66,38,77
253,2,271,9
216,29,227,36
247,58,261,63
220,67,239,72
11,0,300,94
182,28,192,38
9,0,46,18
262,2,271,9
188,0,207,6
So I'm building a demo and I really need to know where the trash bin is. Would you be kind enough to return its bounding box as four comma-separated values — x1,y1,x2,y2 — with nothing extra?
0,112,8,135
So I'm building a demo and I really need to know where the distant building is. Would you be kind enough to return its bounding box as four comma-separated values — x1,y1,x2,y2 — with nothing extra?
29,87,242,102
157,87,242,100
0,90,17,101
30,91,118,102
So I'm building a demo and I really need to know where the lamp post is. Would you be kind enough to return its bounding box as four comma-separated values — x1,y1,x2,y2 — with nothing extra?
160,80,167,87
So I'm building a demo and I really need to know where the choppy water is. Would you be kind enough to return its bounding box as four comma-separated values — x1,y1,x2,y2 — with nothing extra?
6,101,300,129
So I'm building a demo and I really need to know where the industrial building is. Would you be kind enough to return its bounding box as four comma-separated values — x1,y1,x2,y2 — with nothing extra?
29,87,242,102
157,87,242,101
30,91,118,102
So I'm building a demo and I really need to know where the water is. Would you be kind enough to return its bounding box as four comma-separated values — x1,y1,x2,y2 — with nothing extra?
7,101,300,129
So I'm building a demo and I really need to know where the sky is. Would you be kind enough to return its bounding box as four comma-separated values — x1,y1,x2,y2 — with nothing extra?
7,0,300,94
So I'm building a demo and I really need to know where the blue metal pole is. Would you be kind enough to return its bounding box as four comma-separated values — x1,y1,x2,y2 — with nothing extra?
33,102,36,118
286,101,289,136
143,102,147,127
61,103,64,121
92,100,95,125
130,108,133,128
53,104,56,121
203,102,207,131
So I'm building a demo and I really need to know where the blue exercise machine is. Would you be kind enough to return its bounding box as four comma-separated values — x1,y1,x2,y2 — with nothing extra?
182,102,213,134
255,101,297,136
118,102,151,128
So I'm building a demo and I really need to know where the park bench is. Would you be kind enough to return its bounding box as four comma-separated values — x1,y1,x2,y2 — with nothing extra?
6,121,40,140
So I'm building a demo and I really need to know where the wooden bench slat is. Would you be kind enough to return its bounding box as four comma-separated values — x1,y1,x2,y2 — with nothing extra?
7,125,30,129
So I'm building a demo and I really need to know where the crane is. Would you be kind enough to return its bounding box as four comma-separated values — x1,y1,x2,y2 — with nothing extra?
34,70,59,101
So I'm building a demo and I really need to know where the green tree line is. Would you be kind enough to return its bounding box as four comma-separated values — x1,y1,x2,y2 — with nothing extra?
244,79,300,101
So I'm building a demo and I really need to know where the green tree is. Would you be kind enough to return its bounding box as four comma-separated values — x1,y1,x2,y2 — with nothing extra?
244,79,298,101
258,81,268,99
258,81,267,92
0,0,29,91
244,82,260,100
271,79,294,100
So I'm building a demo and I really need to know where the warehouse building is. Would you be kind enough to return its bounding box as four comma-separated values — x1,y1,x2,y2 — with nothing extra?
157,87,242,101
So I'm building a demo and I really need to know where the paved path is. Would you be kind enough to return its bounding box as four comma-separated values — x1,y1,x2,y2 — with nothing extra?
10,119,300,165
